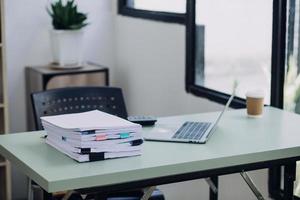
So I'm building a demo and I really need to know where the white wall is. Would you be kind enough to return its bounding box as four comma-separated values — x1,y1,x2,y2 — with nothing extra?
5,0,115,199
5,0,115,133
114,15,222,117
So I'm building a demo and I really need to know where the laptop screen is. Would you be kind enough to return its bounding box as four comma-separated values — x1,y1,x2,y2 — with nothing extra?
207,84,237,137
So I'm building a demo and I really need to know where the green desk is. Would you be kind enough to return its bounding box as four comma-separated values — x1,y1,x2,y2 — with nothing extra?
0,107,300,200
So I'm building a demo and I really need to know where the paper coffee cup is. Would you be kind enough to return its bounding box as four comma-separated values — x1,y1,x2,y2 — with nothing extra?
246,90,264,118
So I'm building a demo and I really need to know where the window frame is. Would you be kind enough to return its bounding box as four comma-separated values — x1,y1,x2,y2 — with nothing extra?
185,0,287,109
118,0,187,24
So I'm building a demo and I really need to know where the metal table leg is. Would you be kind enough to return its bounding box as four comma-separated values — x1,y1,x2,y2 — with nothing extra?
240,171,265,200
283,162,296,200
268,167,282,199
141,186,157,200
207,176,218,200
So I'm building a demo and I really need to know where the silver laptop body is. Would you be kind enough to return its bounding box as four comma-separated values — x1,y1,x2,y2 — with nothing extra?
144,89,236,144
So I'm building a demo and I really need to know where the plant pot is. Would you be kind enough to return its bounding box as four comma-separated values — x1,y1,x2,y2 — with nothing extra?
50,29,84,68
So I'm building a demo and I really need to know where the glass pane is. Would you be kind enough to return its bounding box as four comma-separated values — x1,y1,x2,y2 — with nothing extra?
284,2,300,197
284,0,300,114
128,0,186,14
195,0,273,104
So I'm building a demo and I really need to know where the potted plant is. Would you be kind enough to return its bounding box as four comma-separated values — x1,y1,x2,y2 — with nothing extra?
48,0,88,68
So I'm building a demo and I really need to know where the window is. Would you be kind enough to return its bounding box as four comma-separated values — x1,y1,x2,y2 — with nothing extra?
284,0,300,113
186,0,287,198
127,0,186,13
284,2,300,198
118,0,187,24
186,0,286,109
118,0,286,109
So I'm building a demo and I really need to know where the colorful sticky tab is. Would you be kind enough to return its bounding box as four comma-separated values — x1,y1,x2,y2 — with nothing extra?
120,133,130,139
96,135,107,141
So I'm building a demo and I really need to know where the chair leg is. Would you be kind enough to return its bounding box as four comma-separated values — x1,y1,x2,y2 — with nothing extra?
27,178,33,200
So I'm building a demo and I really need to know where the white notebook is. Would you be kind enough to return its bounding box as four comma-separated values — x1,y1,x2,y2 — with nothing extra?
46,137,142,154
47,134,143,148
42,123,141,138
44,128,139,141
41,110,141,131
46,139,141,162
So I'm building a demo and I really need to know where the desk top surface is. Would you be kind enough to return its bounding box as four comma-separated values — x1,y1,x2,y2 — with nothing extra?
1,107,300,192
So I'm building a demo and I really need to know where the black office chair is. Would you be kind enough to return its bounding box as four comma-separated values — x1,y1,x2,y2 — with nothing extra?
31,87,164,200
31,87,128,130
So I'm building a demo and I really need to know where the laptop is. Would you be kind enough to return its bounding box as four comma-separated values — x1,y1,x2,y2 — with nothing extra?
144,84,237,144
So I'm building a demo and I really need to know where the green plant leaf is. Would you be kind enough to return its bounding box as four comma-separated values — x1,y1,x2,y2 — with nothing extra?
47,0,88,30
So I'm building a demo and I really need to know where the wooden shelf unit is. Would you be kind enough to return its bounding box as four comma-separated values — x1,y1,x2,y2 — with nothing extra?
0,0,11,199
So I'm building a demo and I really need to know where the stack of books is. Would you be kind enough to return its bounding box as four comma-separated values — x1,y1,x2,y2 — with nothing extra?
41,110,143,162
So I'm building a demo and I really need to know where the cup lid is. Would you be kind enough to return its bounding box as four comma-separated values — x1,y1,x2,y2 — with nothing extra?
246,90,265,98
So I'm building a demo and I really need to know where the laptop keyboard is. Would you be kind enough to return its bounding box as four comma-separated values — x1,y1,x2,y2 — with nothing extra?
172,122,211,140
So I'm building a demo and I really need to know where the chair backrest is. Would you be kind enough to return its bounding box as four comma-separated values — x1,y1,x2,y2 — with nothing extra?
31,87,128,130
